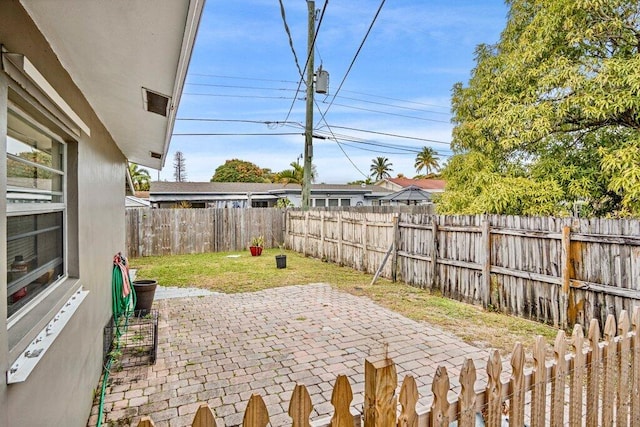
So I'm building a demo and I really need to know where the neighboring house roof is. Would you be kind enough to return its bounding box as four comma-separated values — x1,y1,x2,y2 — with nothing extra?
149,181,391,201
379,185,433,202
134,191,150,199
126,196,151,208
376,177,446,191
19,1,205,170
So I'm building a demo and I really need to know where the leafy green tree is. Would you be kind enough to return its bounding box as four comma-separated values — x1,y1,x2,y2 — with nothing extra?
443,0,640,216
211,159,269,183
128,163,151,191
275,197,294,208
347,177,373,185
414,146,440,175
370,157,393,181
275,162,316,184
7,151,52,179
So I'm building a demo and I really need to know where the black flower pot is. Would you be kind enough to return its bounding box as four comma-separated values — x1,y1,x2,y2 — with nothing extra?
275,255,287,269
132,279,157,315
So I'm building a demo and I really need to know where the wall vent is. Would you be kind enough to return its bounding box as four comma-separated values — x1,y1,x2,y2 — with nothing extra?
142,88,170,117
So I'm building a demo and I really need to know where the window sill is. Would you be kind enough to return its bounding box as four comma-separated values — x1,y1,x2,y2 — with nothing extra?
7,286,89,384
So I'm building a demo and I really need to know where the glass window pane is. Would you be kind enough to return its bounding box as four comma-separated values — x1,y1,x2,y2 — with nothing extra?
7,112,62,169
315,199,326,207
7,212,64,317
7,111,63,204
328,199,339,206
341,199,351,206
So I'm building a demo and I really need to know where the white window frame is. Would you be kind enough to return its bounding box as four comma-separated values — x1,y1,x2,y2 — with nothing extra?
6,104,68,325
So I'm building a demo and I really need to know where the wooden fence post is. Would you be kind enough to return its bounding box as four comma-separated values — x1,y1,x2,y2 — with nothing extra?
430,216,438,290
560,225,572,329
481,218,491,309
192,403,216,427
284,209,289,249
457,359,477,427
569,324,585,426
364,357,397,427
320,211,325,261
136,416,155,427
485,350,502,427
632,307,640,426
551,331,566,426
398,375,418,427
430,366,450,427
243,394,269,427
362,214,369,272
304,211,310,257
330,375,353,427
391,213,400,282
586,318,601,427
602,315,617,427
617,311,631,427
337,212,343,266
509,343,525,427
530,336,546,427
289,384,313,427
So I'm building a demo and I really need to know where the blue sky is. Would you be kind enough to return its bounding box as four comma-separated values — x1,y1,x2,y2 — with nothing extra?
161,0,508,183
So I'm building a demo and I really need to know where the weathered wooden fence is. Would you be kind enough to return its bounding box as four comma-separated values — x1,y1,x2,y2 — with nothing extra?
135,309,640,427
125,208,285,257
288,211,640,329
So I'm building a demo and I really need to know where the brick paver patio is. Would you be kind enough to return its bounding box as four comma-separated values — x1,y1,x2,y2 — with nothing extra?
88,283,504,427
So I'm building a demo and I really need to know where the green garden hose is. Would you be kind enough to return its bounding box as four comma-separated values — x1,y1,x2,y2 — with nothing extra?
96,253,137,427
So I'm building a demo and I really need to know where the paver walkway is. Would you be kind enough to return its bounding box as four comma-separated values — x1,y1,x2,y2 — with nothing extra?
88,283,505,427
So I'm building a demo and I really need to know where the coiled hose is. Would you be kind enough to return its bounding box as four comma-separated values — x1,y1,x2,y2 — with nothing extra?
96,253,136,427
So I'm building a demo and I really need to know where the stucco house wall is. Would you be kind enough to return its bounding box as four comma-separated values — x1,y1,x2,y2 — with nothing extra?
0,3,128,426
0,1,208,424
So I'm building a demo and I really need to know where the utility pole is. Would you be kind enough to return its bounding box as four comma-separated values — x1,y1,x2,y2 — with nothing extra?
302,0,315,210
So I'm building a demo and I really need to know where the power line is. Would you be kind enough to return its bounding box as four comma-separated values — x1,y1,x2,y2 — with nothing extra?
278,0,305,78
189,73,299,84
172,132,302,136
184,90,449,117
341,89,450,110
184,93,299,100
322,125,451,145
176,118,303,129
186,82,298,92
319,0,387,125
322,101,450,123
337,141,421,155
337,95,450,116
187,73,451,110
283,0,329,123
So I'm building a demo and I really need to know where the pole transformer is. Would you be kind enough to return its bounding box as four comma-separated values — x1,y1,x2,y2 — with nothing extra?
302,0,315,210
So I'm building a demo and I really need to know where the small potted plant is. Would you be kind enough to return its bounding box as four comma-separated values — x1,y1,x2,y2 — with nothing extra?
249,235,264,256
275,242,287,269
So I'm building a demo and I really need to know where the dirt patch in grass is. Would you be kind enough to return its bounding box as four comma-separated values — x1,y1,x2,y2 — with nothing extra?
131,249,559,356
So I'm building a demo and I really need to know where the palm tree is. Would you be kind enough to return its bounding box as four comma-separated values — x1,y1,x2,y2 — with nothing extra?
370,157,393,181
414,146,440,176
276,162,316,184
128,163,151,191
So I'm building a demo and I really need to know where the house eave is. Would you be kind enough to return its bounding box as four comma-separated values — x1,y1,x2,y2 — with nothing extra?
19,0,205,170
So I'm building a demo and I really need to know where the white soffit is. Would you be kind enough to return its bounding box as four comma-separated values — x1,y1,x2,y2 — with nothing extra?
19,0,204,169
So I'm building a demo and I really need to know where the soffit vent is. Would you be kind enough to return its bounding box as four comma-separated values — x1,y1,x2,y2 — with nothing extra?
142,88,170,117
150,151,162,160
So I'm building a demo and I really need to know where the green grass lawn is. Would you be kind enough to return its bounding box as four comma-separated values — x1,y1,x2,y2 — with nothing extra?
131,249,559,356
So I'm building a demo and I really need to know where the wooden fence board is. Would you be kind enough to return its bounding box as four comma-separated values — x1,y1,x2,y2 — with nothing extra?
398,376,418,427
128,209,640,329
330,375,354,427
